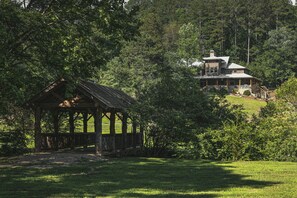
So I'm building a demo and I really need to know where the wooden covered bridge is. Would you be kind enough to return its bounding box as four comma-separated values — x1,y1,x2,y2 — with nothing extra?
27,79,143,155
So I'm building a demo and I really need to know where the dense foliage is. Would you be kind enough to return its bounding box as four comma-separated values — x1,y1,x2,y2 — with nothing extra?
125,0,297,88
189,79,297,161
0,131,28,156
0,0,296,160
0,0,138,116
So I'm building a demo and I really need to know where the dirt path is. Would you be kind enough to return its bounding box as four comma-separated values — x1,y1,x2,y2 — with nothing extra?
0,150,106,168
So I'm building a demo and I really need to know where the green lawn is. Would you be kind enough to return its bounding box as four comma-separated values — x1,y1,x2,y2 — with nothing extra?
226,95,267,116
0,157,296,197
74,115,133,134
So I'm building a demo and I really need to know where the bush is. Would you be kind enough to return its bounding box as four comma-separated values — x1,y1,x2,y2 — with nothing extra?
232,89,238,94
195,122,264,161
0,131,28,156
243,90,251,96
171,100,297,162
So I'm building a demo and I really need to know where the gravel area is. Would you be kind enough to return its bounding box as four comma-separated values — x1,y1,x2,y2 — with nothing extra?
0,150,106,168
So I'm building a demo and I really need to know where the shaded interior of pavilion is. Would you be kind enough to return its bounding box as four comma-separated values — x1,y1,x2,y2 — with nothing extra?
27,79,143,155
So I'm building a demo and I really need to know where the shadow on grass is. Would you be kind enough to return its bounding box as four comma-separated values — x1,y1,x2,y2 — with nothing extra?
0,157,279,197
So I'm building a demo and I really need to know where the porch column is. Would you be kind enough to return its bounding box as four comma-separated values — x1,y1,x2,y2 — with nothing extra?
132,121,137,148
206,80,208,87
110,111,116,152
94,108,102,156
239,79,241,87
250,79,253,87
34,107,42,152
216,79,219,87
83,112,88,149
122,113,128,150
53,111,59,150
226,79,230,89
69,111,75,150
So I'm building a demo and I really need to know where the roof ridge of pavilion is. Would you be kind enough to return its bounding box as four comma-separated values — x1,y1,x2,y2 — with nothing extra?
26,78,136,111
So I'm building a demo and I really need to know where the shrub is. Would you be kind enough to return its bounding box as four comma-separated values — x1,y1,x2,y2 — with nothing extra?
243,90,251,96
196,122,264,161
232,89,238,94
219,88,229,96
0,131,28,156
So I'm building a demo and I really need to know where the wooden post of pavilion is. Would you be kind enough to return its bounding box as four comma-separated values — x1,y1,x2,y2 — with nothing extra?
69,111,75,150
250,79,253,87
132,121,137,148
34,107,42,152
53,111,59,150
239,79,242,88
110,111,116,152
94,107,103,156
83,112,88,149
122,113,127,150
140,124,144,148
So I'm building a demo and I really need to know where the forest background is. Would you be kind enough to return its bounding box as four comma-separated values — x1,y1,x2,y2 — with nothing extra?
0,0,296,160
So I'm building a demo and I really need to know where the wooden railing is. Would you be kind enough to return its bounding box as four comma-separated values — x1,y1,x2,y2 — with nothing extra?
40,132,141,151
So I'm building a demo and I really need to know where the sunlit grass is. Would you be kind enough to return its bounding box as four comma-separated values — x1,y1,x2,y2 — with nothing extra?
75,115,133,134
0,157,296,197
226,95,267,116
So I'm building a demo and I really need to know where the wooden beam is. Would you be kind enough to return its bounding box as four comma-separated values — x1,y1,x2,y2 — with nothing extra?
38,102,96,109
239,79,241,87
110,111,116,152
140,125,144,148
74,112,80,121
87,114,93,121
116,113,123,121
83,112,88,149
132,121,137,148
53,111,59,150
69,111,75,150
122,113,128,150
94,108,102,156
34,107,42,152
103,112,110,120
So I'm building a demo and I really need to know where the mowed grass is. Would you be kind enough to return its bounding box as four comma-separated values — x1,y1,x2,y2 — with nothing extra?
74,115,134,134
226,95,267,116
0,157,296,197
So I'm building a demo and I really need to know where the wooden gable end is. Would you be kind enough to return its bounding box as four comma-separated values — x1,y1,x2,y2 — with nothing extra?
27,79,97,110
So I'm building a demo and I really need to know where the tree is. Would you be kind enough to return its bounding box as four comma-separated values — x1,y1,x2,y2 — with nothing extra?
0,0,138,123
250,27,297,87
177,23,201,66
276,77,297,107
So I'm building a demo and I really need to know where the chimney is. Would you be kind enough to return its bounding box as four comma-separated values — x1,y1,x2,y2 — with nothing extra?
210,50,215,57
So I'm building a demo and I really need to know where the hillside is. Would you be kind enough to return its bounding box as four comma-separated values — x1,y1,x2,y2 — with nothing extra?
226,95,267,116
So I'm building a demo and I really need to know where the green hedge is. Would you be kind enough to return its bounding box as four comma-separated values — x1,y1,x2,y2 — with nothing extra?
0,131,28,156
